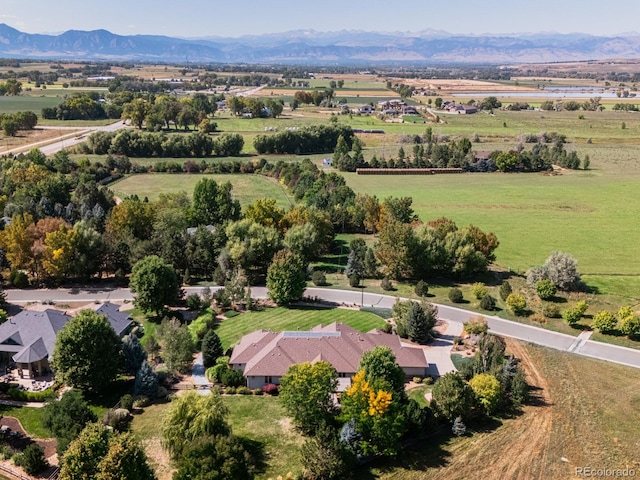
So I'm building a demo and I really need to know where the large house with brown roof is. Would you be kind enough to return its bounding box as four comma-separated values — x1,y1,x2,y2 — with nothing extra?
230,322,429,390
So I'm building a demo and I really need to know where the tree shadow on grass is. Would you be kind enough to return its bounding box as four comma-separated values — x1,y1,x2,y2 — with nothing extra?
569,323,591,332
84,378,134,409
353,432,453,479
239,437,267,475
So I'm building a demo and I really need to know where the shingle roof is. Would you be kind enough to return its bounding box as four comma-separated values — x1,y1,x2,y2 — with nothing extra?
92,303,133,336
231,322,428,378
0,309,71,363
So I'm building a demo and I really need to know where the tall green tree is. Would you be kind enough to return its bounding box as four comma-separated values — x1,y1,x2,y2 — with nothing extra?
405,301,436,344
162,390,231,459
359,346,405,397
130,255,181,315
52,310,122,393
191,178,240,227
279,361,338,435
41,389,98,455
202,329,224,369
266,249,307,305
432,372,475,422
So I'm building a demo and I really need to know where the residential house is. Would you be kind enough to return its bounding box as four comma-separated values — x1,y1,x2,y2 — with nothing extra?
0,303,133,379
230,322,429,390
359,105,375,115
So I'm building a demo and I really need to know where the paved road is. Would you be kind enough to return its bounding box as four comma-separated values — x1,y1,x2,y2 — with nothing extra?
6,286,640,370
4,121,126,157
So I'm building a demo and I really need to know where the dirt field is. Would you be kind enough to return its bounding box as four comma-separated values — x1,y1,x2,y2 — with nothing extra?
397,78,538,93
0,128,82,154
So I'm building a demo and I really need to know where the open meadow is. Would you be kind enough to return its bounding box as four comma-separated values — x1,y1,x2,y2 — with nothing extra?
113,173,293,207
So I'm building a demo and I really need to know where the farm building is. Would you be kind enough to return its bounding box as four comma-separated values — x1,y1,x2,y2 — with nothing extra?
230,322,429,391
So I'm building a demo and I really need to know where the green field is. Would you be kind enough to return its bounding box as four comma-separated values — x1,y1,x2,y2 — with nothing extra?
0,94,61,114
113,173,293,207
214,306,387,350
343,170,640,297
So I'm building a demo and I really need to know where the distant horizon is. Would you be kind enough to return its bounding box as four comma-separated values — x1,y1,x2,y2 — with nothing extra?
2,22,639,41
2,0,639,39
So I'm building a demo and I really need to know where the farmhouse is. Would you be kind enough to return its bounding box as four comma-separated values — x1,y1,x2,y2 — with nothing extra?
0,303,133,379
230,322,429,390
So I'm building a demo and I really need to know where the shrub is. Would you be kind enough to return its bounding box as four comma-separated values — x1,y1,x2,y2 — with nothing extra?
464,316,488,335
251,389,263,395
120,394,134,411
8,388,55,402
505,293,527,316
542,303,561,318
348,273,361,288
499,280,512,301
530,313,547,324
262,383,279,395
220,368,245,387
480,295,496,311
186,294,204,311
381,276,393,291
562,300,588,325
591,310,618,334
414,280,429,297
9,270,29,288
412,377,422,384
102,408,132,431
236,386,251,395
225,386,236,395
311,271,327,286
452,416,466,436
422,376,433,385
13,444,48,475
535,279,557,300
448,288,464,303
0,445,13,460
133,396,151,409
471,282,488,300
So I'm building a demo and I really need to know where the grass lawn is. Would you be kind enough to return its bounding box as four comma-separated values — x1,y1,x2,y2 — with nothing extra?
214,305,386,350
113,173,293,207
406,385,432,408
0,405,49,439
131,395,304,480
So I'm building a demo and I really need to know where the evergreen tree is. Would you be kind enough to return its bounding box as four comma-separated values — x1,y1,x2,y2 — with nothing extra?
364,247,378,278
452,416,466,436
344,250,363,278
134,360,159,398
122,333,147,375
405,301,435,344
202,329,224,369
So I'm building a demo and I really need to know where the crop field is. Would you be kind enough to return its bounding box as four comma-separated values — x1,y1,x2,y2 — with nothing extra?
213,305,386,350
0,94,61,114
113,173,293,207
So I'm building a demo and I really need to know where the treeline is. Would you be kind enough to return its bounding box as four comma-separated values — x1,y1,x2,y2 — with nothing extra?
42,92,117,121
77,130,244,158
226,96,284,118
254,124,354,154
0,111,38,136
264,159,498,280
336,128,586,173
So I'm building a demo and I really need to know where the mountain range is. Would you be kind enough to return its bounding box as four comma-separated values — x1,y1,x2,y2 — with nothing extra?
2,23,640,65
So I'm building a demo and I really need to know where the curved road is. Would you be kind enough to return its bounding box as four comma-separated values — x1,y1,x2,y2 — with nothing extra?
5,285,640,370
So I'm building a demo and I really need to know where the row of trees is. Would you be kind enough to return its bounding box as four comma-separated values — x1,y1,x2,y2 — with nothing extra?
336,129,585,173
227,96,284,118
254,124,354,155
0,111,38,136
78,129,244,157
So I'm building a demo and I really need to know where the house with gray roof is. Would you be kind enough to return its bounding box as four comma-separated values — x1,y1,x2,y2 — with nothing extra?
91,303,134,336
230,322,429,390
0,309,71,379
0,303,133,380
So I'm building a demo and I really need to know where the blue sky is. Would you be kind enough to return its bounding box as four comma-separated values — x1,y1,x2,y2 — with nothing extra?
2,0,640,37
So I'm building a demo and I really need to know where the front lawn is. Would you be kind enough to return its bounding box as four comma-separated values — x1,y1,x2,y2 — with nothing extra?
214,305,387,350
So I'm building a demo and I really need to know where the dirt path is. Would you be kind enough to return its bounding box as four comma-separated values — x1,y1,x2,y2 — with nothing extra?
426,338,554,480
